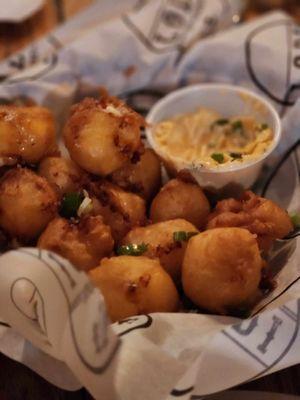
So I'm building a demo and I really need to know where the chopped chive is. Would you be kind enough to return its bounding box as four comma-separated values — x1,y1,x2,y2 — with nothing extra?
211,152,225,164
116,243,148,256
214,118,229,126
60,192,84,219
231,120,244,134
290,213,300,228
77,196,93,217
173,231,198,242
211,119,229,130
230,152,242,159
258,123,269,131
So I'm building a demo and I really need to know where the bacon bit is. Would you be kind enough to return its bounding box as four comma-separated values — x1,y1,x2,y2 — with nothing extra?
122,212,130,223
119,119,129,129
131,151,141,164
156,241,182,257
34,182,44,191
129,181,144,195
139,274,151,287
113,134,120,147
120,144,132,155
260,267,277,294
126,281,138,293
109,203,118,213
123,65,136,78
98,190,110,206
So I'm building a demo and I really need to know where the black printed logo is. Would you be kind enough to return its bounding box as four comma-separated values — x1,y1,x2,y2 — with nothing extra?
224,299,300,380
245,20,300,110
14,249,120,374
0,35,61,84
10,277,47,336
171,300,300,398
114,314,153,337
122,0,231,55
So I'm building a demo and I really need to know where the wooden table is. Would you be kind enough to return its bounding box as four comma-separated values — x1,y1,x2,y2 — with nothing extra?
0,1,299,398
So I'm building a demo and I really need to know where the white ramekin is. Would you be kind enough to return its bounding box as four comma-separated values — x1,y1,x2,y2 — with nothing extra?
145,84,281,191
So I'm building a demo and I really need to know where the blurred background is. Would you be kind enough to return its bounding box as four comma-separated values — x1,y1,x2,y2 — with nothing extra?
0,0,300,61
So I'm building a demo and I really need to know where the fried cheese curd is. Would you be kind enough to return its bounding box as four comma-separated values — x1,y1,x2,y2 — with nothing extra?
38,156,86,197
182,228,264,314
150,178,210,229
89,256,179,322
0,168,58,242
0,105,57,166
122,219,198,283
207,191,293,251
38,215,114,271
110,148,161,202
89,180,146,242
63,95,144,176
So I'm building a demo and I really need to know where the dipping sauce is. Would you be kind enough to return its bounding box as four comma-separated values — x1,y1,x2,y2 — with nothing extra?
153,108,273,167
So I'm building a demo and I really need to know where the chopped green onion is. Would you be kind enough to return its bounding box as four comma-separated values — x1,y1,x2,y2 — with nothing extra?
173,231,198,242
77,189,93,217
230,152,242,159
214,118,229,126
77,196,93,217
290,212,300,228
258,123,269,131
116,243,148,256
60,192,84,219
231,120,244,134
211,152,225,164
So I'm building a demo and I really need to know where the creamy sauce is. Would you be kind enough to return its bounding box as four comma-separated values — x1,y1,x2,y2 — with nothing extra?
153,108,273,167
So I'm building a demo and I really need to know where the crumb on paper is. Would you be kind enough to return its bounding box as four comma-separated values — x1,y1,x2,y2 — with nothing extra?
123,66,137,78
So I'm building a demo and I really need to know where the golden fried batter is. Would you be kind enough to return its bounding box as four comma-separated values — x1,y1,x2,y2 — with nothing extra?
89,180,146,242
207,191,293,251
0,105,57,165
89,256,179,322
110,148,161,201
122,219,198,283
38,157,86,197
38,215,114,271
63,96,144,176
150,178,210,229
182,227,263,314
0,168,58,242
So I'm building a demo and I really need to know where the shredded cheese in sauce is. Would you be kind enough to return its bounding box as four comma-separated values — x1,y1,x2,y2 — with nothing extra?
153,108,273,167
